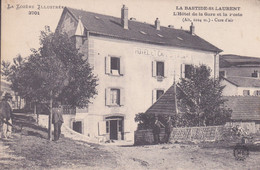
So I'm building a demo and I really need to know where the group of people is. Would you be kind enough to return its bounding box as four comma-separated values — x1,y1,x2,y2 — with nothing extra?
0,92,13,139
0,90,64,141
153,115,173,144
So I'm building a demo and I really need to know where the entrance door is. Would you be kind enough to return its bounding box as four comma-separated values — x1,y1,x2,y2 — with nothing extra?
110,120,118,140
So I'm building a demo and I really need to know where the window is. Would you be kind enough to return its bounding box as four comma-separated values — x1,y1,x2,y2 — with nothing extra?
181,64,192,79
152,61,166,78
111,57,120,75
185,65,192,79
105,56,124,75
254,90,260,96
243,90,250,96
156,90,164,100
157,62,164,77
110,89,120,105
152,89,164,103
105,88,125,106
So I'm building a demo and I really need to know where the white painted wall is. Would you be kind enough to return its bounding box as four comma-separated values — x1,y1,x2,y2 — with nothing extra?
80,36,217,141
221,79,260,96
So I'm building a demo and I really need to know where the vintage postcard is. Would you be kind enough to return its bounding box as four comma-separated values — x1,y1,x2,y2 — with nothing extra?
1,0,260,169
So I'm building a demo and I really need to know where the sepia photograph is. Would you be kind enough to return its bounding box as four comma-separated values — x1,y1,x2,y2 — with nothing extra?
1,0,260,169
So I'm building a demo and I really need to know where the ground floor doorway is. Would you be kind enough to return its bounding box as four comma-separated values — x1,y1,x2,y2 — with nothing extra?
106,116,124,140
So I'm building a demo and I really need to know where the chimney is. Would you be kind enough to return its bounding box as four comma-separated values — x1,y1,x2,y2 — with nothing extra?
155,18,160,30
121,5,128,29
190,22,195,35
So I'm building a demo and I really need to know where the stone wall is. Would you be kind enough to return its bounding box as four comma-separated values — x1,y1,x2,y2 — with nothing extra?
134,126,227,145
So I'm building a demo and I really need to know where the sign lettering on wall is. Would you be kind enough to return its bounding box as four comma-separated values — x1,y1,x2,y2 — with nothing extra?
134,47,189,59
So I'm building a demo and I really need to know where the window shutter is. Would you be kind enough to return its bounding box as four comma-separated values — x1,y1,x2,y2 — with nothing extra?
105,88,111,106
180,64,185,78
152,89,157,104
119,57,125,75
152,61,156,77
105,56,111,74
98,121,107,135
164,61,168,77
120,88,125,106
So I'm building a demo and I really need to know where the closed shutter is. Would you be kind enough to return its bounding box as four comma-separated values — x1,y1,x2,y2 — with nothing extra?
105,88,111,106
152,61,156,77
119,57,125,75
105,56,111,74
120,88,125,106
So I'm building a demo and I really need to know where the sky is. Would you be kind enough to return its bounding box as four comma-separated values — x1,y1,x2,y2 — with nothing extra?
1,0,260,62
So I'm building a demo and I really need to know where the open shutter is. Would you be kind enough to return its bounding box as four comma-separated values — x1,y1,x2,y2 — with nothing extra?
105,56,111,74
152,61,156,77
152,89,157,104
119,57,125,75
105,88,111,106
164,61,168,77
98,120,107,135
120,88,125,106
180,64,185,78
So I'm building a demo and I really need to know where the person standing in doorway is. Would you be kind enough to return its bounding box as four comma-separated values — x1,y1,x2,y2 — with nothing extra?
165,116,173,143
52,104,64,141
153,116,164,144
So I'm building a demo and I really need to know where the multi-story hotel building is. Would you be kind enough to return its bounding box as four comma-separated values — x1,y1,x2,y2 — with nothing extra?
56,5,221,142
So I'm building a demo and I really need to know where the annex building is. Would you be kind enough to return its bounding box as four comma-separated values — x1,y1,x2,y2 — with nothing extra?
56,5,221,142
220,54,260,96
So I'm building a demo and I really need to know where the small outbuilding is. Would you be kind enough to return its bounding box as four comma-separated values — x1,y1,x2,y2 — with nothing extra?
224,96,260,134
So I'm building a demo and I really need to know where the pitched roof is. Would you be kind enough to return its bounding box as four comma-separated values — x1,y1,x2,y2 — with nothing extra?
224,96,260,121
222,76,260,88
145,85,177,116
220,54,260,68
64,7,221,53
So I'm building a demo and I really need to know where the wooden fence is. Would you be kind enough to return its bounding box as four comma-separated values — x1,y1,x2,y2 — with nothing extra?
134,126,228,145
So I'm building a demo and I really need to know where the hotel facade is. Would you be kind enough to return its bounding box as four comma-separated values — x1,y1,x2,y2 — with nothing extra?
56,5,221,142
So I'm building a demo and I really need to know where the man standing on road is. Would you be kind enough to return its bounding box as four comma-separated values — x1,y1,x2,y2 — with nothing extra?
165,116,173,143
153,116,164,144
0,93,13,139
52,104,64,141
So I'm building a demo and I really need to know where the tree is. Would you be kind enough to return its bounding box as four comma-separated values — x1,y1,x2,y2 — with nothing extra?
3,30,98,140
176,65,231,127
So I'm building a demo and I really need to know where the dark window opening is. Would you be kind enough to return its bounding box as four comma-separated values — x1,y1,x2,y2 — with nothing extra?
243,90,250,96
185,65,192,79
156,90,164,100
111,57,120,74
73,121,82,134
156,62,164,77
